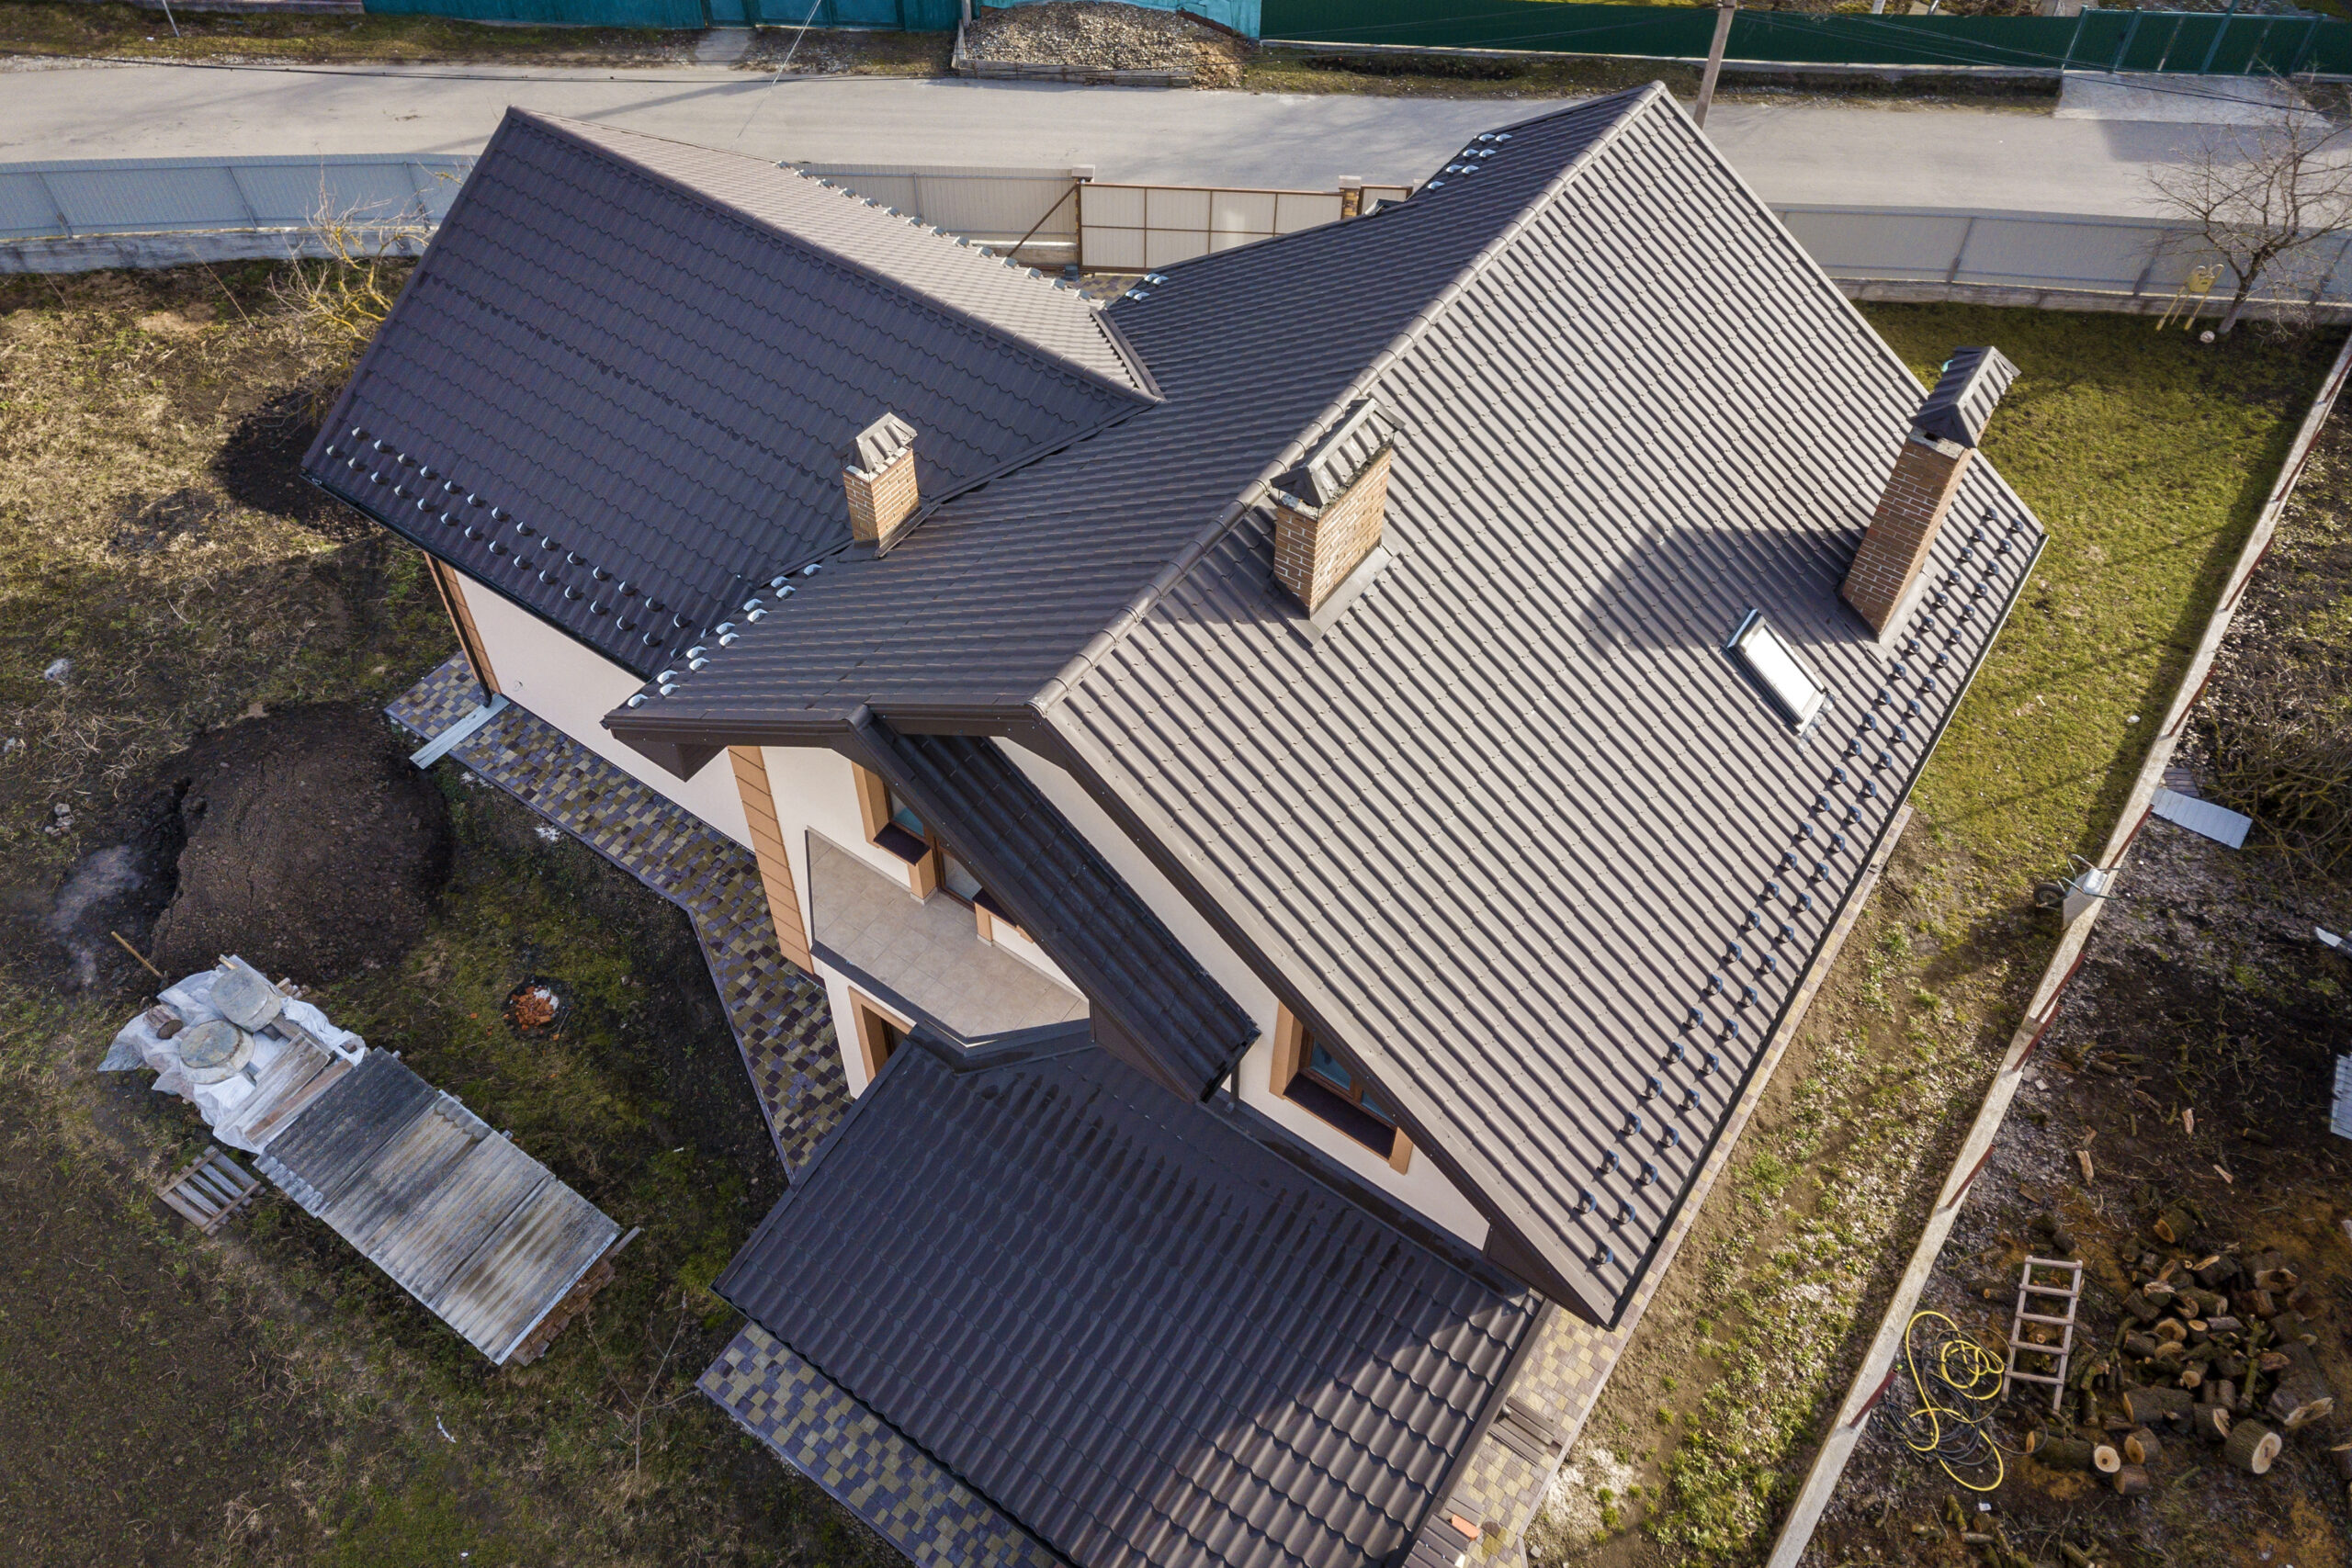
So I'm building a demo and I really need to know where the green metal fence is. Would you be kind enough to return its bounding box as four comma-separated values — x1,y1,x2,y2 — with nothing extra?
1259,0,2352,76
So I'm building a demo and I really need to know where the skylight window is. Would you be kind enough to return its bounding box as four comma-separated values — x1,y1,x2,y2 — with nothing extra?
1727,611,1827,730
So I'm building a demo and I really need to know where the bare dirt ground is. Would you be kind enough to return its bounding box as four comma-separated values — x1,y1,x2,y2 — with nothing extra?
0,265,897,1567
1806,403,2352,1568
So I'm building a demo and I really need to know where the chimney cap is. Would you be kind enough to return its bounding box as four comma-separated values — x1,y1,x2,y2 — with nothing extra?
1912,346,2018,450
849,412,917,473
1272,397,1396,510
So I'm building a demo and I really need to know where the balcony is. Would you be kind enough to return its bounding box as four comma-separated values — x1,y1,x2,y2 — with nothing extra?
807,832,1087,1048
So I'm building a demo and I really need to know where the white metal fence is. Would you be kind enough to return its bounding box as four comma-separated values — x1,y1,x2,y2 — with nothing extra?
1779,202,2352,310
0,152,470,243
1077,180,1412,269
791,162,1085,261
6,153,2349,318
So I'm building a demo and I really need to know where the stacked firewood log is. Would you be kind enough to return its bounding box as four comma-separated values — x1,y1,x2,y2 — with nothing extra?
2028,1214,2337,1496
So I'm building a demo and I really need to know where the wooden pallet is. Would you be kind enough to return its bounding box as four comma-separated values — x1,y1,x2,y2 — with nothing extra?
2003,1254,2084,1413
156,1145,263,1235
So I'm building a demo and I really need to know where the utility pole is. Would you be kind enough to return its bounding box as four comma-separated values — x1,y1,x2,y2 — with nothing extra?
1694,0,1737,130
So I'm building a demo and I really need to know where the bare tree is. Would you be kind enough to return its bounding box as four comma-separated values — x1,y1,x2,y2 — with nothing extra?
2147,104,2352,335
271,175,446,381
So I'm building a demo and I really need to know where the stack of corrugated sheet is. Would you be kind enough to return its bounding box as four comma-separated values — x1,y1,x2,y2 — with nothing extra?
255,1050,623,1365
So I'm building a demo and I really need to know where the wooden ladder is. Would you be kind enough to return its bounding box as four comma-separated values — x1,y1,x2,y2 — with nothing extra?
2003,1254,2084,1413
156,1145,263,1235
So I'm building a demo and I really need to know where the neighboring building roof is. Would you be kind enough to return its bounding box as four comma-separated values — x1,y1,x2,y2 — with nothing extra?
717,1043,1539,1568
614,85,2047,1322
859,724,1256,1098
300,108,1154,676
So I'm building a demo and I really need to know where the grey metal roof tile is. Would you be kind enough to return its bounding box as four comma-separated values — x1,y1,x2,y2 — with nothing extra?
304,108,1150,675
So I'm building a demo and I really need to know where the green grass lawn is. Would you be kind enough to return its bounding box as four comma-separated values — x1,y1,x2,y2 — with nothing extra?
1872,306,2336,878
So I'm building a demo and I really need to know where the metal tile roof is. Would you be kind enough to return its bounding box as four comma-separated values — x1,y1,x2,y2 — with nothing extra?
858,724,1255,1097
300,108,1153,676
1041,96,2044,1321
717,1043,1537,1568
617,85,2046,1323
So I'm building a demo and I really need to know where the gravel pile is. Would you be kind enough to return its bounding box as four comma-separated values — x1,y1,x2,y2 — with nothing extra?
964,1,1247,85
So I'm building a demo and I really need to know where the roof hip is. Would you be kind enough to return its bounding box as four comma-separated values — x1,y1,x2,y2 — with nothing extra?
1028,82,1669,717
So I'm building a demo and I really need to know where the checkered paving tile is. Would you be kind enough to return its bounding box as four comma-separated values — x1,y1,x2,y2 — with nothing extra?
702,1325,1063,1568
390,656,850,1177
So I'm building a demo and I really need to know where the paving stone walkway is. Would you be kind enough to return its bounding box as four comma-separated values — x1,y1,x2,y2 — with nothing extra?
702,1326,1059,1568
389,655,850,1179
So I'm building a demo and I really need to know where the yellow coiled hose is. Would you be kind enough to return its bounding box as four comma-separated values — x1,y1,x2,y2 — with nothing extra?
1899,1309,2008,1491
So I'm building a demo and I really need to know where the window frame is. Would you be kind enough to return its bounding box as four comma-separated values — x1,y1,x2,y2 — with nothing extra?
848,988,911,1085
1725,609,1829,731
850,762,1028,940
1270,1005,1413,1172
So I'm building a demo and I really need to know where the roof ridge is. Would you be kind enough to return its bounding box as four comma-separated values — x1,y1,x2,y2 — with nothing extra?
513,110,1156,409
1026,82,1668,716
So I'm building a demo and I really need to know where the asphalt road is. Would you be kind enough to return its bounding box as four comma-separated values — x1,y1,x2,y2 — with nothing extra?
0,58,2199,213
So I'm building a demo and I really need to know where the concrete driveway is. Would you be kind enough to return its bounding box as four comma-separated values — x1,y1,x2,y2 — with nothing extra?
0,57,2205,214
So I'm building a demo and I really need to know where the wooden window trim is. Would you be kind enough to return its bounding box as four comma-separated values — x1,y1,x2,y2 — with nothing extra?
425,558,499,696
728,746,812,976
851,762,941,898
1270,1005,1410,1172
848,989,911,1085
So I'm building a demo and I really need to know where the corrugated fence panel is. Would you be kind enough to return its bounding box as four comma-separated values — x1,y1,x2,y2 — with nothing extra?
794,164,1078,245
0,153,472,242
1954,214,2159,290
1259,0,2352,76
1778,207,1973,283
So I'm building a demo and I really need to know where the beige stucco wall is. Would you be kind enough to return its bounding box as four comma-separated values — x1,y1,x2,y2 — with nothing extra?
460,582,753,847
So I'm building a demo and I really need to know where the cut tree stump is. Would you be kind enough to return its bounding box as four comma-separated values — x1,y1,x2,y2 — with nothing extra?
2125,1426,2163,1464
2224,1420,2282,1475
2266,1367,2335,1430
2111,1463,2153,1496
2190,1404,2233,1443
2154,1205,2199,1246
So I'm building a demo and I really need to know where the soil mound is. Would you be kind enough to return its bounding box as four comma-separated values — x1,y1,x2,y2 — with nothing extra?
964,1,1246,83
145,704,451,984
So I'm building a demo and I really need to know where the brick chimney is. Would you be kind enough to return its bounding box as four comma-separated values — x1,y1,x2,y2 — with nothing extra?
1269,399,1396,614
843,412,920,550
1841,347,2018,636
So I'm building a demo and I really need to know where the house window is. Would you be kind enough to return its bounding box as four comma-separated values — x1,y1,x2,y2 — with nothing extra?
1727,610,1827,730
1270,1005,1413,1172
850,762,1026,939
853,765,941,898
849,989,910,1085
